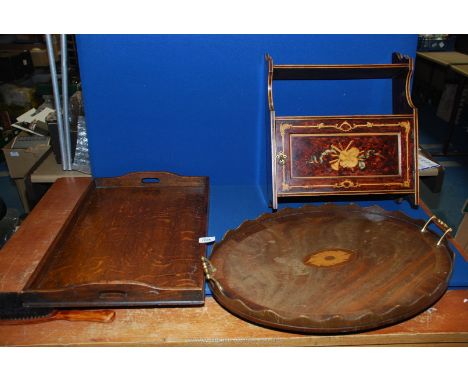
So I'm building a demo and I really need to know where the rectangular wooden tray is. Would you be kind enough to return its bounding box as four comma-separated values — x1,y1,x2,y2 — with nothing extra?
22,172,209,308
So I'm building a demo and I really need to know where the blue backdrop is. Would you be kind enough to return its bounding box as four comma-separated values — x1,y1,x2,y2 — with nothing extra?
76,35,418,185
75,35,468,289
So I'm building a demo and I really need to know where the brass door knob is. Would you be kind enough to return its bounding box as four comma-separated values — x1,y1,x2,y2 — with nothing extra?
276,152,287,166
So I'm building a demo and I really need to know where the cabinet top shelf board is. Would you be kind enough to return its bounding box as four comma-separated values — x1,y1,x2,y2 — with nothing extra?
272,64,410,80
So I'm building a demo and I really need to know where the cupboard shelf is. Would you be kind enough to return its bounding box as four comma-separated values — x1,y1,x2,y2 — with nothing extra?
265,52,419,210
272,63,411,80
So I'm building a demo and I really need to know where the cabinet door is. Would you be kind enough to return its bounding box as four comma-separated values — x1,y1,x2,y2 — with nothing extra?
274,116,416,197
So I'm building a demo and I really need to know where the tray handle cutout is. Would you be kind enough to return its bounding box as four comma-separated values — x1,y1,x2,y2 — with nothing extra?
98,290,128,301
141,177,160,184
95,171,207,188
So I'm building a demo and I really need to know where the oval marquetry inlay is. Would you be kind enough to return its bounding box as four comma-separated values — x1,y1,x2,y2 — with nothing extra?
304,249,354,267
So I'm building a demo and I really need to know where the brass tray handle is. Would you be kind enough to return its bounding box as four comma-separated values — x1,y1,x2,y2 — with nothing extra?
201,257,224,292
421,215,453,247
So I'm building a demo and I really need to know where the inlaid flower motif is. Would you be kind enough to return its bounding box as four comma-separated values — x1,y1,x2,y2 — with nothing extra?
330,145,361,170
307,141,384,171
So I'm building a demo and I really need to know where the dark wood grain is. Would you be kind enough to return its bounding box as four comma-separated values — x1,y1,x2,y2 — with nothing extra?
392,53,415,114
23,172,209,308
272,64,410,80
266,52,419,209
274,115,416,197
0,179,466,346
208,204,453,334
95,171,207,188
0,177,93,292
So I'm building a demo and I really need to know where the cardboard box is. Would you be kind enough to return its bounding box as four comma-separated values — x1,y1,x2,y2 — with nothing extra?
2,134,50,179
455,200,468,253
30,48,49,67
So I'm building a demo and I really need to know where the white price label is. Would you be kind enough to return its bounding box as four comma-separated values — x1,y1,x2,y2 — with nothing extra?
199,236,215,244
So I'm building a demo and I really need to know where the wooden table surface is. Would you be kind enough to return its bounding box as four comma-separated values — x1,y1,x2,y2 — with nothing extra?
451,64,468,78
0,177,467,346
417,51,468,67
1,292,468,347
30,151,91,183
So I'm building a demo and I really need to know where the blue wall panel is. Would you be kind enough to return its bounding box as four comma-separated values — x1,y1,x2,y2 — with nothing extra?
76,35,417,185
76,35,468,289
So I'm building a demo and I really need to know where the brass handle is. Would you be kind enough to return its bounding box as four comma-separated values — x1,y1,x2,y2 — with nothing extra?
201,257,223,292
421,215,452,247
276,152,287,166
437,228,453,246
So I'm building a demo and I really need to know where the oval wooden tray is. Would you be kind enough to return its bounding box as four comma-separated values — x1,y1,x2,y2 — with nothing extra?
206,204,453,333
